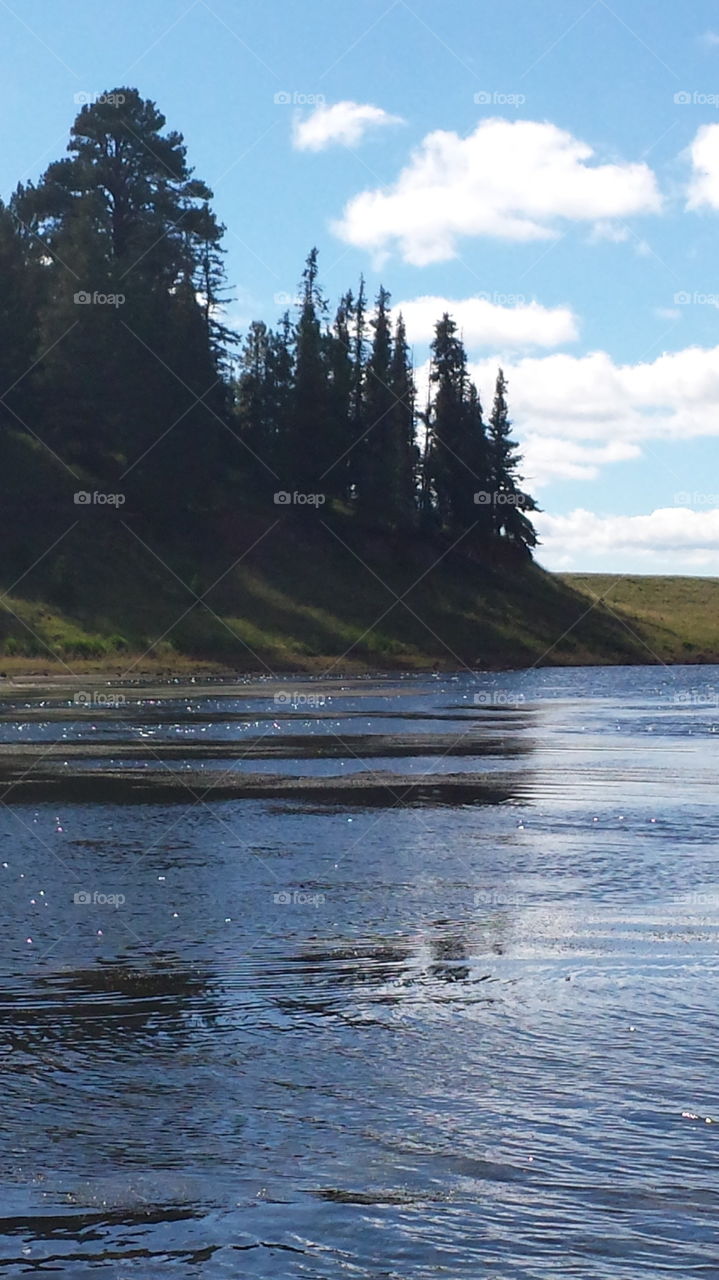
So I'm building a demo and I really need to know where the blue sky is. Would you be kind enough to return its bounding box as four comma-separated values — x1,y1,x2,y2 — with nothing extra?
2,0,719,573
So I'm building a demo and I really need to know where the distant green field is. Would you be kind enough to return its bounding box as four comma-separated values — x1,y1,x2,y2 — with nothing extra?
563,574,719,664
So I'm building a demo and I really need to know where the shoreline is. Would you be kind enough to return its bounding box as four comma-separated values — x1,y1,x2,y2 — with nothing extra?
0,655,715,706
0,652,716,692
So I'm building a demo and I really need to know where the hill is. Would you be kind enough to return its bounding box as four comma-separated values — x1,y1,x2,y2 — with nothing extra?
0,498,711,675
562,573,719,666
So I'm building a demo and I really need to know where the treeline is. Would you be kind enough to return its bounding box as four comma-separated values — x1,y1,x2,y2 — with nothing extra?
0,88,538,552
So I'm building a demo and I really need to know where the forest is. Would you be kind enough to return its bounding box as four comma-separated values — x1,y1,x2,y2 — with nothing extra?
0,88,538,556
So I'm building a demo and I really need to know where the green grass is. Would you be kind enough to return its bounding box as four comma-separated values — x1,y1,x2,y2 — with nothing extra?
0,513,677,674
0,440,716,675
562,574,719,664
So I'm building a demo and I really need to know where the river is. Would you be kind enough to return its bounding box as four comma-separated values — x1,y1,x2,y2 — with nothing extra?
1,665,718,1276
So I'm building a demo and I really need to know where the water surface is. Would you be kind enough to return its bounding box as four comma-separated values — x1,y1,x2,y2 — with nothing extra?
1,666,718,1276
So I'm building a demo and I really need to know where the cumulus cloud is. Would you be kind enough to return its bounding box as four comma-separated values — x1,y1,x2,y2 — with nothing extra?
589,220,631,243
687,123,719,209
394,294,578,351
520,437,641,484
536,507,719,571
460,344,719,487
333,118,662,264
292,101,403,152
469,345,719,443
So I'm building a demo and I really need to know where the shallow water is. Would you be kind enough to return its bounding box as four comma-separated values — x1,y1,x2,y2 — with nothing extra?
2,666,719,1276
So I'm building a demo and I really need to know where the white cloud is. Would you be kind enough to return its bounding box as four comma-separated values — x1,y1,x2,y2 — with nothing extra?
292,101,403,152
589,220,631,243
521,437,641,484
700,30,719,48
394,294,578,351
462,344,719,486
536,507,719,571
687,123,719,209
333,118,662,264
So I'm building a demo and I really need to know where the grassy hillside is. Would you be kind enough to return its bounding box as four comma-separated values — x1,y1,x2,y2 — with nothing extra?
0,509,659,675
0,429,715,676
563,574,719,665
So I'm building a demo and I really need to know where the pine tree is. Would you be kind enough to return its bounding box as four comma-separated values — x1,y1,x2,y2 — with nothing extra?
0,199,41,436
487,368,538,552
235,320,275,477
289,248,331,497
387,313,418,529
357,285,395,526
348,274,367,500
427,314,470,532
18,89,231,516
325,291,355,501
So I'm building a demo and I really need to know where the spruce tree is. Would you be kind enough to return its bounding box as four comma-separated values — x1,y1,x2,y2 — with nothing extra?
348,274,367,500
358,285,395,526
289,248,331,497
387,313,418,529
487,368,538,552
427,315,493,538
325,291,355,502
0,200,41,437
427,314,470,532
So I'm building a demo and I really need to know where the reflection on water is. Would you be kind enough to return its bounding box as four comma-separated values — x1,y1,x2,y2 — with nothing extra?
1,666,719,1276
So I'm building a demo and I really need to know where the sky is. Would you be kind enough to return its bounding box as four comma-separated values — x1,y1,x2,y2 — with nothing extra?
2,0,719,575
